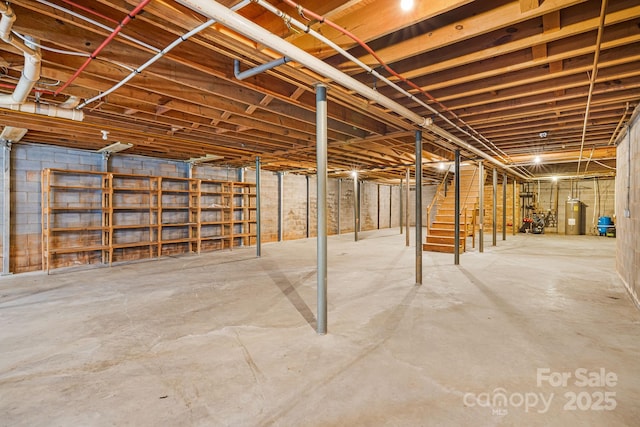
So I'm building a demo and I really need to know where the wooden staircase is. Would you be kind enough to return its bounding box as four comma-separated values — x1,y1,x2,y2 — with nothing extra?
423,165,482,253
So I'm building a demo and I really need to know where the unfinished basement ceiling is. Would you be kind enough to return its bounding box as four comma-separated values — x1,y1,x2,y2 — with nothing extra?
0,0,637,181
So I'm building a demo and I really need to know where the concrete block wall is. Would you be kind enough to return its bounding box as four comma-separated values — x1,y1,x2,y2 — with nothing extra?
0,143,436,273
0,143,243,273
616,110,639,307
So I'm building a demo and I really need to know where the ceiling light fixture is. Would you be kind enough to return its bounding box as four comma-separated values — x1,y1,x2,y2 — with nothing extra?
400,0,414,12
101,130,109,140
533,155,541,164
350,170,358,178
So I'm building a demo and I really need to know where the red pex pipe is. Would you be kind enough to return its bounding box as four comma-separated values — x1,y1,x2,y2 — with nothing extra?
54,0,152,96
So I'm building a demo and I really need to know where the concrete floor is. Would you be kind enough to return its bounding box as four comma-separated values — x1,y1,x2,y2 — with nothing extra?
1,230,639,426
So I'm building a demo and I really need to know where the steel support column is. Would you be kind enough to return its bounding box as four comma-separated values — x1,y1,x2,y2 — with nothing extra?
478,161,484,253
277,171,283,242
502,173,507,240
255,156,261,257
399,178,403,234
405,168,410,247
492,168,497,246
337,178,341,235
513,179,517,236
2,141,11,275
353,174,359,242
415,130,422,285
454,149,460,265
306,175,310,238
315,84,328,335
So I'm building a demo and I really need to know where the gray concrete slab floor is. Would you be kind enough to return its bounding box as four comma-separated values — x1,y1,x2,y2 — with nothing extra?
0,230,639,426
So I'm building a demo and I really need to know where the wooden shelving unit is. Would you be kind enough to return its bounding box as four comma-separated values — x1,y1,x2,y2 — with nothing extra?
232,182,257,248
41,169,257,272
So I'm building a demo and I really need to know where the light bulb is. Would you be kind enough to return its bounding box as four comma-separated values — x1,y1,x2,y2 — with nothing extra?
400,0,414,11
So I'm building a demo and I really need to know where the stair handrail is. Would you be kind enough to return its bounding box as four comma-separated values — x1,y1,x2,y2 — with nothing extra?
461,166,479,209
427,170,449,234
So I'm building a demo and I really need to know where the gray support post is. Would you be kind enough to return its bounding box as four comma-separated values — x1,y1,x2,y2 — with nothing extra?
255,156,261,257
399,178,403,234
454,149,460,265
102,152,111,172
316,84,328,335
337,178,341,235
513,179,517,236
2,141,11,275
502,173,507,240
389,185,392,229
353,174,359,242
186,162,193,179
492,168,497,246
478,161,484,253
306,175,310,238
237,167,244,182
405,168,410,246
277,171,283,242
377,184,380,229
415,130,422,285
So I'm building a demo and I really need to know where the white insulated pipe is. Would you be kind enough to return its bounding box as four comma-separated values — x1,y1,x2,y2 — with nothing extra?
177,0,530,181
0,4,82,121
2,102,84,121
0,4,41,105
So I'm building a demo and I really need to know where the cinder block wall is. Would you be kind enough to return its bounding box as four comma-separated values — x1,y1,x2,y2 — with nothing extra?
0,143,436,273
0,143,243,273
616,110,639,307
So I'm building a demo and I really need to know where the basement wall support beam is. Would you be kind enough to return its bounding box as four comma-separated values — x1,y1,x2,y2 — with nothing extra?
277,171,283,242
492,168,498,247
415,130,422,285
513,179,517,236
454,149,460,266
255,156,261,257
337,178,341,235
102,152,111,172
478,161,484,253
316,84,328,335
2,140,11,275
405,168,410,247
503,173,507,241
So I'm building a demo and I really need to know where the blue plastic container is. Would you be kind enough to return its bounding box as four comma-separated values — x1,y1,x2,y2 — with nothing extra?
598,216,613,235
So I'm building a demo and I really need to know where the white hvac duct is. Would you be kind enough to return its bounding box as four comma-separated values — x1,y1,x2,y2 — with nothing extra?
0,3,83,121
177,0,529,181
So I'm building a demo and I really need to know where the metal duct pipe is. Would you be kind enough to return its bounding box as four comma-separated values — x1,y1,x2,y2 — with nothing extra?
234,57,289,80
